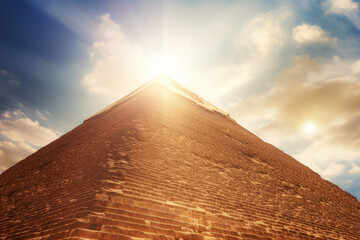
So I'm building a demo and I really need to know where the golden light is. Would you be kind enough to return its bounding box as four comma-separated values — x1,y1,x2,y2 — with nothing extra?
302,122,317,135
147,52,184,80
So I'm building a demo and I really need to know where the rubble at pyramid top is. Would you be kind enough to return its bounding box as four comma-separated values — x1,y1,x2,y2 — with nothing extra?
87,75,231,121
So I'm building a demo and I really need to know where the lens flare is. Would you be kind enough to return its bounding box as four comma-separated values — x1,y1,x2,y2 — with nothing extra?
302,122,317,135
147,52,183,80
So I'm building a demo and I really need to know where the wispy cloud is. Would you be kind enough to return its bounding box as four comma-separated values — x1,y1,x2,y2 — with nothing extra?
322,0,360,29
323,0,359,14
193,7,292,102
82,14,146,98
0,69,19,87
35,109,50,121
2,110,25,119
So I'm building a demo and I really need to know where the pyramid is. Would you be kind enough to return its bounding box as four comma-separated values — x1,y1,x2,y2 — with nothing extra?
1,76,360,240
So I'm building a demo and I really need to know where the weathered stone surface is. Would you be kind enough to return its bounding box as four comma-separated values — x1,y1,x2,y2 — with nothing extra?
0,77,360,239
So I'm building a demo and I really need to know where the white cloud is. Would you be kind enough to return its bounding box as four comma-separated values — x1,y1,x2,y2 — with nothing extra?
0,141,35,173
321,162,346,179
349,162,360,174
0,110,59,147
244,9,289,57
352,59,360,74
295,139,359,175
0,110,60,173
323,0,358,14
82,14,146,98
293,23,337,45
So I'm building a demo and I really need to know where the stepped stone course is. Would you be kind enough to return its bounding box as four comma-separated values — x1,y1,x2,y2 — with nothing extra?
1,76,360,239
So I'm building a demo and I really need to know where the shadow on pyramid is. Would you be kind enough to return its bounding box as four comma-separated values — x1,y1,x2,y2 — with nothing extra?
1,76,359,239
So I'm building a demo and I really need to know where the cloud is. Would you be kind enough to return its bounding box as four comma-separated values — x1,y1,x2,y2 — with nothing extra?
195,7,292,102
2,110,25,119
231,55,360,138
0,110,59,147
192,6,291,102
0,65,60,173
352,59,360,73
243,9,289,57
0,69,19,88
322,0,360,29
35,110,50,121
293,23,337,45
327,113,360,149
295,139,359,175
0,141,35,173
349,162,360,174
227,55,360,182
0,110,60,173
321,162,346,178
82,14,146,98
323,0,358,14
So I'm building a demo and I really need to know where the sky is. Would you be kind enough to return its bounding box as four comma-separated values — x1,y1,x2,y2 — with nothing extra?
0,0,360,199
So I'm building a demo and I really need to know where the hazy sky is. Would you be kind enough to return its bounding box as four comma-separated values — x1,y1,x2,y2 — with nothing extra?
1,0,360,199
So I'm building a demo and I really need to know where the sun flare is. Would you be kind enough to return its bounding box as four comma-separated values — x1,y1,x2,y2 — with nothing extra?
302,122,317,135
147,52,183,80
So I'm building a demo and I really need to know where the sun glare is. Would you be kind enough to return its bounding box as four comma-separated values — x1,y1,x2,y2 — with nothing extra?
302,122,317,135
147,52,183,80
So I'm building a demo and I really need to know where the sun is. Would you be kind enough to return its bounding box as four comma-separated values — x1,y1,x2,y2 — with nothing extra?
147,52,183,80
302,122,317,135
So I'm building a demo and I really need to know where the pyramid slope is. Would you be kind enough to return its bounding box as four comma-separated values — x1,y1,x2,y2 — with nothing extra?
1,79,360,239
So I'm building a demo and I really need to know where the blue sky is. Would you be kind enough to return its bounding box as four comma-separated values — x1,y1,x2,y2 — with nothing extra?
1,0,360,200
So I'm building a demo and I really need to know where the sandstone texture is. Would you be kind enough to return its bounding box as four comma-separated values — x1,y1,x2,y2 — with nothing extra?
0,77,360,239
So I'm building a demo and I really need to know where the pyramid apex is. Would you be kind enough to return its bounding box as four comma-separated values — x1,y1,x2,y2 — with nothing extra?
149,75,183,89
86,76,232,122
